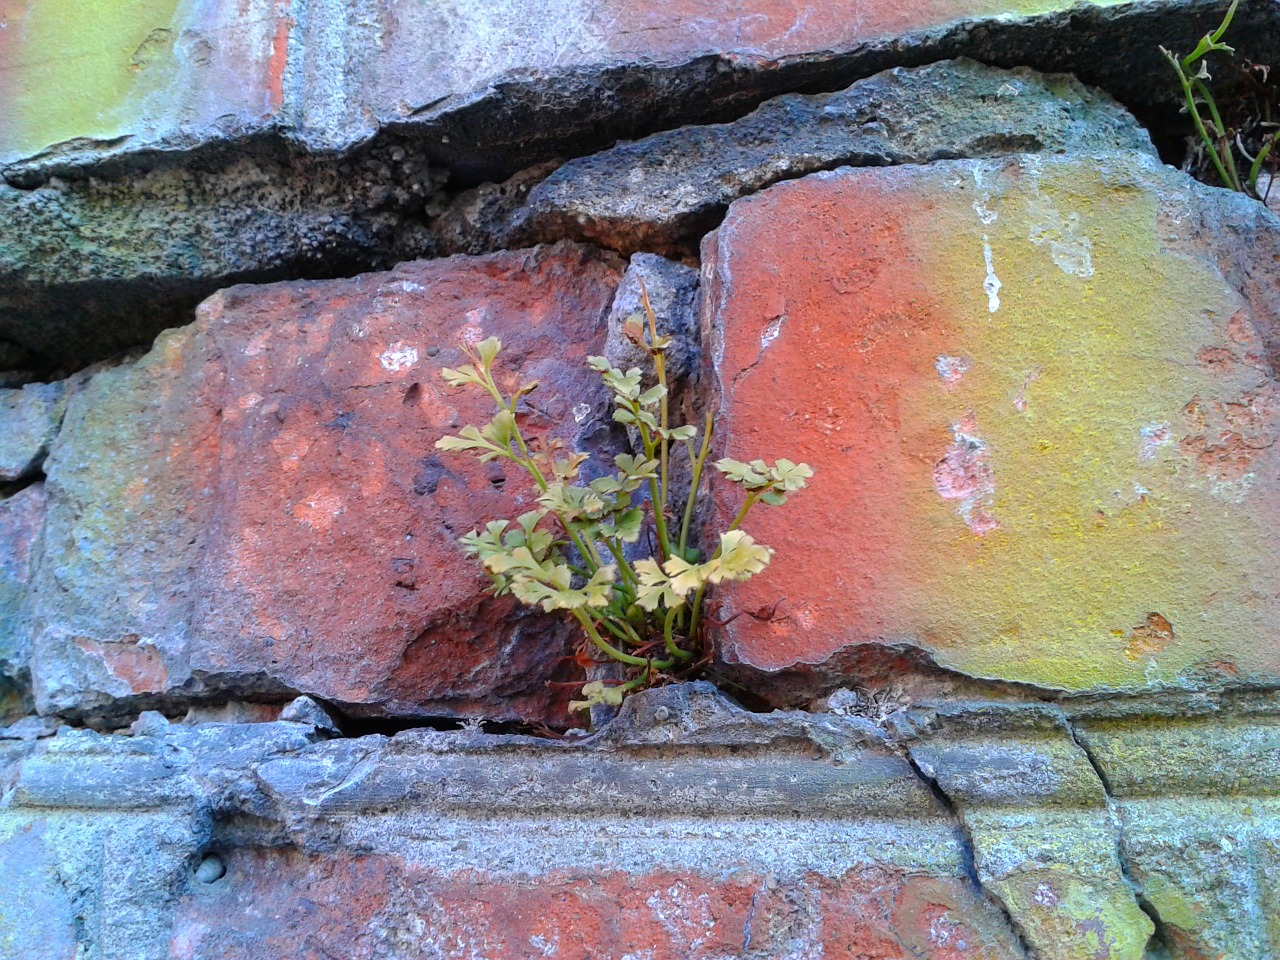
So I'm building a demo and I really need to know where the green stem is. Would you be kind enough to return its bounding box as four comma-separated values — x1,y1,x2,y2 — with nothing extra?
1164,47,1238,192
604,539,639,586
678,411,715,557
599,616,643,646
663,607,693,661
686,489,764,639
573,610,673,669
1248,134,1276,197
638,421,673,562
1192,78,1242,191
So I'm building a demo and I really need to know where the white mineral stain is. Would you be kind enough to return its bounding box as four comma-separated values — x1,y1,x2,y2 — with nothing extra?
1025,163,1095,278
572,402,591,423
380,342,419,372
982,237,1001,313
761,314,785,349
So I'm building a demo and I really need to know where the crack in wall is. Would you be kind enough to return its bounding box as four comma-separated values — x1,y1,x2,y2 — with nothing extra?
902,746,1041,959
1064,718,1174,960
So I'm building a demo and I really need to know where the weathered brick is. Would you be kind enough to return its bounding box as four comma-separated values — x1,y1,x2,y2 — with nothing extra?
27,244,622,724
703,151,1280,694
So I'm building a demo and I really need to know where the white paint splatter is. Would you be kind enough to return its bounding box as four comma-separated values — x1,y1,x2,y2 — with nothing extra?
379,342,419,372
935,355,970,385
760,314,785,349
1139,422,1172,462
972,167,998,225
982,237,1001,313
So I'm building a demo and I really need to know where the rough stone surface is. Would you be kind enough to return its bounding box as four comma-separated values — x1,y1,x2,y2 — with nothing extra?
519,59,1155,256
276,695,340,735
0,380,65,480
435,160,560,257
0,686,1025,960
0,153,445,366
0,483,45,688
8,1,1280,952
705,151,1280,694
1074,709,1280,959
8,684,1280,957
8,4,1280,365
6,0,1279,179
908,709,1153,960
24,244,623,724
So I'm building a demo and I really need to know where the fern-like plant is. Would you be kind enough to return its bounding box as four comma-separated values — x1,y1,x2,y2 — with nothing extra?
1161,0,1276,201
435,292,811,712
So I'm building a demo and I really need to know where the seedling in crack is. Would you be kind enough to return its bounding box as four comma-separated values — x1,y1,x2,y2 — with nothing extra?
435,291,811,713
1161,0,1277,202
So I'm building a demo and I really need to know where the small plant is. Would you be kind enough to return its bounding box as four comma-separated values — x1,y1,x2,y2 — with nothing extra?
1161,0,1277,202
435,292,811,713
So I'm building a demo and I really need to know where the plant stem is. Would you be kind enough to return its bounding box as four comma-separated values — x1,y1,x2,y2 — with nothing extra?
1248,134,1276,196
1193,77,1243,191
686,489,765,639
640,281,671,520
663,607,693,661
638,424,673,562
573,610,673,669
1164,46,1239,192
599,616,643,646
678,411,715,557
604,539,639,586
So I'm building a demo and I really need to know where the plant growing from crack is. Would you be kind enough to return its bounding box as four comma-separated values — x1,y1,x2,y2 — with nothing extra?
1161,0,1277,202
435,291,811,713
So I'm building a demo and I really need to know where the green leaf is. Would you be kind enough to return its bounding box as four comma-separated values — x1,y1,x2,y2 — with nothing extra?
506,510,555,560
638,384,667,408
569,680,626,713
480,409,515,448
768,459,814,492
600,507,643,544
459,520,509,560
662,555,711,597
436,424,507,459
440,364,485,389
515,565,618,612
656,530,773,596
663,425,697,442
587,356,613,373
476,337,502,367
484,545,554,580
539,482,607,521
600,367,642,402
758,489,788,506
711,530,773,582
634,559,687,611
713,458,769,489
